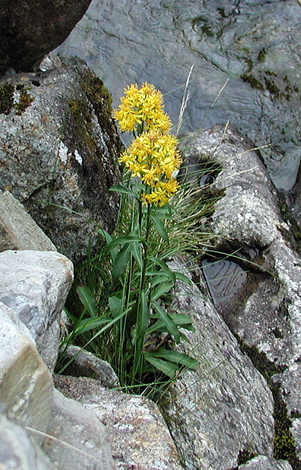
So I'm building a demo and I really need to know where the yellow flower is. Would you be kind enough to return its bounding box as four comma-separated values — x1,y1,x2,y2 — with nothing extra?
113,83,172,134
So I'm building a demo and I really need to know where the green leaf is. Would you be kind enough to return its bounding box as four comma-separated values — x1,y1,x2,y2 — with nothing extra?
149,257,176,284
151,281,173,302
151,301,180,343
136,289,149,338
147,349,198,369
150,214,169,243
112,244,132,283
106,235,141,254
150,203,173,220
131,241,143,270
144,354,178,378
148,273,170,287
75,316,111,334
146,312,194,335
109,183,137,198
175,271,193,285
76,286,97,318
108,296,123,318
97,228,112,245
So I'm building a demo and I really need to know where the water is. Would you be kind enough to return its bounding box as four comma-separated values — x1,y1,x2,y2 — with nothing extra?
56,0,301,190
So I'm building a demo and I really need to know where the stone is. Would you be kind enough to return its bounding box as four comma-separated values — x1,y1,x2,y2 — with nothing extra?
0,190,56,252
42,389,115,470
162,257,275,470
0,302,53,440
0,60,121,263
61,345,119,388
0,250,73,370
238,455,293,470
0,410,56,470
54,375,183,470
179,125,301,465
0,0,92,75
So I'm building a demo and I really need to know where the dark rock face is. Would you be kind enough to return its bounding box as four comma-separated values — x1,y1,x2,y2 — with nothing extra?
0,58,122,263
0,0,92,75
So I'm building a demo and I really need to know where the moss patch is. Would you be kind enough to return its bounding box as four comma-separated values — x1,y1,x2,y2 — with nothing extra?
237,338,301,469
15,88,35,115
0,83,34,115
0,83,14,114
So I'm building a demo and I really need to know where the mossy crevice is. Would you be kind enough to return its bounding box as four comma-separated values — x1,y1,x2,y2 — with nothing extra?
0,82,34,115
0,83,14,114
236,338,301,469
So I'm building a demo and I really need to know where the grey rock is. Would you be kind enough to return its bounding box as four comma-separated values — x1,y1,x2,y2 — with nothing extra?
62,345,119,388
42,389,115,470
180,125,301,460
0,0,92,74
0,61,121,263
238,455,293,470
0,190,56,252
54,375,183,470
0,250,73,370
0,411,56,470
163,257,274,470
0,302,53,441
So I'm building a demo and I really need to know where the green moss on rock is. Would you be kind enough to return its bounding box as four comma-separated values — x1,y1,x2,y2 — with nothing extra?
0,83,14,114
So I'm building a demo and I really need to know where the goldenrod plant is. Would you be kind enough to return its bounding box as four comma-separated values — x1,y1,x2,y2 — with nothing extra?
107,83,197,384
58,83,201,394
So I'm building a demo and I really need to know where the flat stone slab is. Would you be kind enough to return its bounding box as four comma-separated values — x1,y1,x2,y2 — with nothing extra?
0,302,53,440
0,250,73,370
54,375,183,470
42,389,115,470
0,190,56,252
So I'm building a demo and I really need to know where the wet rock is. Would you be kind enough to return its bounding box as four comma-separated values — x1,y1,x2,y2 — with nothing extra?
61,345,119,388
0,60,121,263
0,190,56,252
0,410,56,470
42,389,115,470
54,375,183,470
0,250,73,370
0,0,92,75
163,256,274,470
0,302,53,440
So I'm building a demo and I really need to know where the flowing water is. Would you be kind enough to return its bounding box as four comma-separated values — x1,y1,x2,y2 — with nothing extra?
56,0,301,190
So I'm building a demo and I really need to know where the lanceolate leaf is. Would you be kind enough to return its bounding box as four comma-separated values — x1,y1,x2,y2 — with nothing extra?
150,214,169,243
109,183,137,198
151,281,174,302
75,316,112,334
112,244,132,283
144,354,178,378
149,257,176,284
147,349,198,369
106,235,141,254
151,301,180,343
136,289,149,338
76,286,97,318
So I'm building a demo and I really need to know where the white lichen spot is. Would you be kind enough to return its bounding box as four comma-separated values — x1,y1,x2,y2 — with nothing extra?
58,141,68,164
74,150,83,165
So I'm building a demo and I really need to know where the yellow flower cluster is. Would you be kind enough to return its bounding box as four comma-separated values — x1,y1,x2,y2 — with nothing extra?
113,83,181,206
113,82,172,134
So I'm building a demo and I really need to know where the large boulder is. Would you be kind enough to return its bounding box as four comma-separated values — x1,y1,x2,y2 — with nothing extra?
0,0,92,75
179,125,301,465
42,389,115,470
163,257,275,470
0,190,56,252
0,250,73,370
0,302,53,439
0,59,121,263
54,375,183,470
